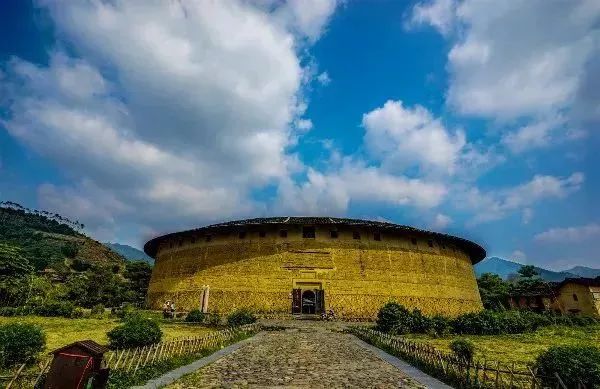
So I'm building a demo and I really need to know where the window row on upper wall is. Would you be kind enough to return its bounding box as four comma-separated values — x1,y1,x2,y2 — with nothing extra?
162,227,457,252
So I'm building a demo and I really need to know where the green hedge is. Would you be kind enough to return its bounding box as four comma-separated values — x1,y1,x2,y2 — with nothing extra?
535,345,600,387
107,315,162,349
0,322,46,368
375,303,598,336
226,309,256,327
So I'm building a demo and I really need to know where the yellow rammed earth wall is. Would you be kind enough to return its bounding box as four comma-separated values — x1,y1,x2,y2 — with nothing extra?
147,224,483,318
556,283,600,318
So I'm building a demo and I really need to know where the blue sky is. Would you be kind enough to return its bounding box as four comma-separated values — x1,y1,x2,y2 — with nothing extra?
1,0,598,269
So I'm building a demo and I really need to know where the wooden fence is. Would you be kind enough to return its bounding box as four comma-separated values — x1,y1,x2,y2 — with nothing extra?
2,323,260,388
349,327,581,389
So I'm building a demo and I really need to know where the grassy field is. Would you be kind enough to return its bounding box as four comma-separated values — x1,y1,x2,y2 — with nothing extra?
403,325,600,366
0,315,216,352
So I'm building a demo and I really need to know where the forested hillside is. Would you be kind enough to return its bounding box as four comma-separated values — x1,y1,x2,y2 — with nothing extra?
0,202,151,309
0,201,123,270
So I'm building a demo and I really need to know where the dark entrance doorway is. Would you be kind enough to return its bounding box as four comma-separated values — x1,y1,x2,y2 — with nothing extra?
292,286,325,315
302,290,316,314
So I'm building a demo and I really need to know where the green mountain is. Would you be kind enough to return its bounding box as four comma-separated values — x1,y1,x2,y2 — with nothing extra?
565,266,600,278
474,257,584,282
104,242,154,265
0,202,125,271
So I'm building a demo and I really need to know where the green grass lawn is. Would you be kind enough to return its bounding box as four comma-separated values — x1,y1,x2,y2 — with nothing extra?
0,315,216,352
403,325,600,367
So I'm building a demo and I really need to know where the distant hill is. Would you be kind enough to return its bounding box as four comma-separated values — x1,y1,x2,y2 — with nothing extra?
565,266,600,278
475,257,581,282
105,242,154,264
0,202,125,270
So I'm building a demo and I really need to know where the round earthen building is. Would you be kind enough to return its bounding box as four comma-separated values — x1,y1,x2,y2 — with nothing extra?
144,217,485,318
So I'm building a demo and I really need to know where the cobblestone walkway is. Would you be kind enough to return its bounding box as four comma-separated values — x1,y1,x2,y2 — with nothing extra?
166,321,424,388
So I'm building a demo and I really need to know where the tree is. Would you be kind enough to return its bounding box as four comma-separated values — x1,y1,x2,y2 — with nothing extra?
518,265,539,278
512,265,549,296
0,244,34,306
124,261,152,306
477,273,510,310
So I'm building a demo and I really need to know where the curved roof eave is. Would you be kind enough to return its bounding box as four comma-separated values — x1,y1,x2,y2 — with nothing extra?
143,216,486,263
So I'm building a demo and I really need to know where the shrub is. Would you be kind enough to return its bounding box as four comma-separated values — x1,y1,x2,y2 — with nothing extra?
107,315,162,349
226,309,256,327
450,338,475,363
113,303,137,319
428,315,452,337
34,301,75,318
376,302,413,334
71,307,85,318
206,313,221,326
91,304,105,317
535,345,600,388
185,309,205,323
0,323,46,368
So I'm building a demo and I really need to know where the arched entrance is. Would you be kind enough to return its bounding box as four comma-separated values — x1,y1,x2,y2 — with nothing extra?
301,290,316,314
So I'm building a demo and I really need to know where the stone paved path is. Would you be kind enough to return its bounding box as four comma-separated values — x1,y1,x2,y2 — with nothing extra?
166,321,425,388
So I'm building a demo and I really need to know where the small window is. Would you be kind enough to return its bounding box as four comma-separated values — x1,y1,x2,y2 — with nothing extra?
205,235,212,242
279,230,288,238
353,231,361,240
239,231,247,239
373,232,381,241
259,231,266,238
330,230,339,239
302,226,315,238
573,294,578,302
427,240,434,248
411,238,417,245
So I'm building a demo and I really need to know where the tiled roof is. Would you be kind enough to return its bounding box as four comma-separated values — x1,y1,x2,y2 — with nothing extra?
51,340,109,356
558,277,600,288
144,216,486,263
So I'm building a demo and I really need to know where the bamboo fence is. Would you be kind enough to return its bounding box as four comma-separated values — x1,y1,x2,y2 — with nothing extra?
349,327,587,389
1,323,260,388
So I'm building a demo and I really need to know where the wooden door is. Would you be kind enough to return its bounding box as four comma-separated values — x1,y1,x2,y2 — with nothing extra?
292,288,302,314
315,289,325,314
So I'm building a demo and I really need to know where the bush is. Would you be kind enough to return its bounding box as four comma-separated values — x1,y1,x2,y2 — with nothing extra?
376,302,412,334
206,313,221,326
185,309,205,323
91,304,105,317
535,345,600,388
71,307,85,318
428,315,452,337
0,323,46,368
450,338,475,363
226,309,256,327
107,315,162,349
113,303,137,319
34,301,76,318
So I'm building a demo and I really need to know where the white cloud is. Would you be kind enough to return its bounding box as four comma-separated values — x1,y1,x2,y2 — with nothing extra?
362,100,467,174
316,71,331,85
534,224,600,243
408,0,456,36
432,213,452,229
1,1,339,239
459,172,584,224
273,0,339,43
295,118,313,131
276,159,447,215
446,0,597,119
410,0,599,154
511,250,527,261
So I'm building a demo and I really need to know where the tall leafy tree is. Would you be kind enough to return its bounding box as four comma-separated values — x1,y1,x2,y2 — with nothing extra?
477,273,510,310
